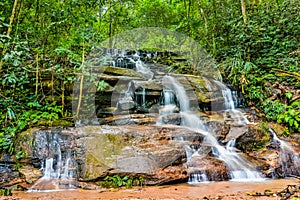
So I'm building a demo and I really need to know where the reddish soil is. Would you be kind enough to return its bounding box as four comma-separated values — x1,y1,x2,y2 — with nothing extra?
5,178,300,200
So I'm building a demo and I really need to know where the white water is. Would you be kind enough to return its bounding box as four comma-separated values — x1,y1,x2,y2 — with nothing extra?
188,172,209,183
270,129,300,177
128,57,153,80
213,80,249,125
161,75,263,183
142,87,146,108
28,143,75,192
163,90,175,105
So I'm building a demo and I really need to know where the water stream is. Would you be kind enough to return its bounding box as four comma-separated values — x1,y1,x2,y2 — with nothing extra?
28,135,76,192
160,75,263,183
213,80,249,125
269,129,300,177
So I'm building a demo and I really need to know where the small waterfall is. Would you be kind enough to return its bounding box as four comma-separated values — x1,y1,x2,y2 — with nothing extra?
142,87,146,108
157,88,178,125
214,81,249,125
163,90,175,105
28,134,76,192
160,75,264,183
188,172,209,183
184,145,210,183
102,49,154,79
128,58,154,80
162,76,206,131
116,82,135,112
270,129,300,177
134,87,147,109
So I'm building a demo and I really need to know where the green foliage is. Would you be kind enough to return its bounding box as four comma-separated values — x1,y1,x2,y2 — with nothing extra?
97,80,110,92
263,100,300,133
0,99,62,155
0,188,12,196
99,175,143,188
0,0,299,161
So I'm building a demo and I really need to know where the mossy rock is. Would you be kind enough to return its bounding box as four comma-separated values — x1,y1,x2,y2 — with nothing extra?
13,128,38,161
236,123,271,152
82,132,132,180
104,66,144,78
268,122,290,137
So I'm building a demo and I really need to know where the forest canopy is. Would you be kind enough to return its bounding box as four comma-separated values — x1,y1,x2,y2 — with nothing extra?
0,0,299,155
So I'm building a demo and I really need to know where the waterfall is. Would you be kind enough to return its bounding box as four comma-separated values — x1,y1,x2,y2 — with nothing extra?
28,136,76,192
133,87,146,109
102,49,154,79
188,172,209,183
163,90,175,105
213,80,249,125
184,145,209,183
128,58,153,80
160,75,264,183
270,129,300,177
142,87,146,108
116,81,135,112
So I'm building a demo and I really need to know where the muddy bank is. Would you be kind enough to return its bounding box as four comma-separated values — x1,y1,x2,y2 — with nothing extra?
8,178,300,200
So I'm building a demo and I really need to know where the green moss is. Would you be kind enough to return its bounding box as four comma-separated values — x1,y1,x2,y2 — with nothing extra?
106,134,118,143
105,66,143,78
237,122,271,152
14,128,37,160
52,119,73,127
83,132,133,180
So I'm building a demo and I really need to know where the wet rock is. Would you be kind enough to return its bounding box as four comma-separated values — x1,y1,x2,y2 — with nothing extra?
99,114,158,125
0,163,20,185
236,124,271,152
78,125,186,181
78,182,100,190
223,126,248,143
117,97,135,110
5,117,298,188
145,165,188,185
186,156,230,181
19,165,42,184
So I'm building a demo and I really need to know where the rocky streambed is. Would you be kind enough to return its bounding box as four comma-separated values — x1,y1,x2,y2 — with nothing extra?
1,112,299,191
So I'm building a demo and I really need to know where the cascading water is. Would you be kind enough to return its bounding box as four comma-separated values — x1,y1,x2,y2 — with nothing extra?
213,80,249,125
133,59,154,80
116,82,135,112
157,89,178,124
141,87,146,108
159,75,264,183
269,129,300,177
28,133,76,192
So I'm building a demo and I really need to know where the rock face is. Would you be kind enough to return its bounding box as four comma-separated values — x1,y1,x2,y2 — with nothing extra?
1,119,299,189
87,52,244,120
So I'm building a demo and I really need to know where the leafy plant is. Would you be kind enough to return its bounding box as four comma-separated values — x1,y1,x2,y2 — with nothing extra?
0,188,12,196
97,80,110,92
277,101,300,133
99,175,143,188
262,100,300,133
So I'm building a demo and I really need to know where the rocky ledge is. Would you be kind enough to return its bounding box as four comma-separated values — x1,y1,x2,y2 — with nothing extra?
1,115,299,190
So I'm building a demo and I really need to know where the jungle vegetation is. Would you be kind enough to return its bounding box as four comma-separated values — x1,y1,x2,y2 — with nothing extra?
0,0,299,156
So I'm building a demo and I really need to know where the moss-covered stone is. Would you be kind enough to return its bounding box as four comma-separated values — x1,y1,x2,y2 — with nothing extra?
104,66,143,78
236,122,271,152
14,128,38,161
82,132,132,180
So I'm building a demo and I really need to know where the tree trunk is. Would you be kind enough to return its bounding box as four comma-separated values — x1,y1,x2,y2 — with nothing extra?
0,0,19,72
241,0,247,24
197,0,208,34
108,0,113,48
